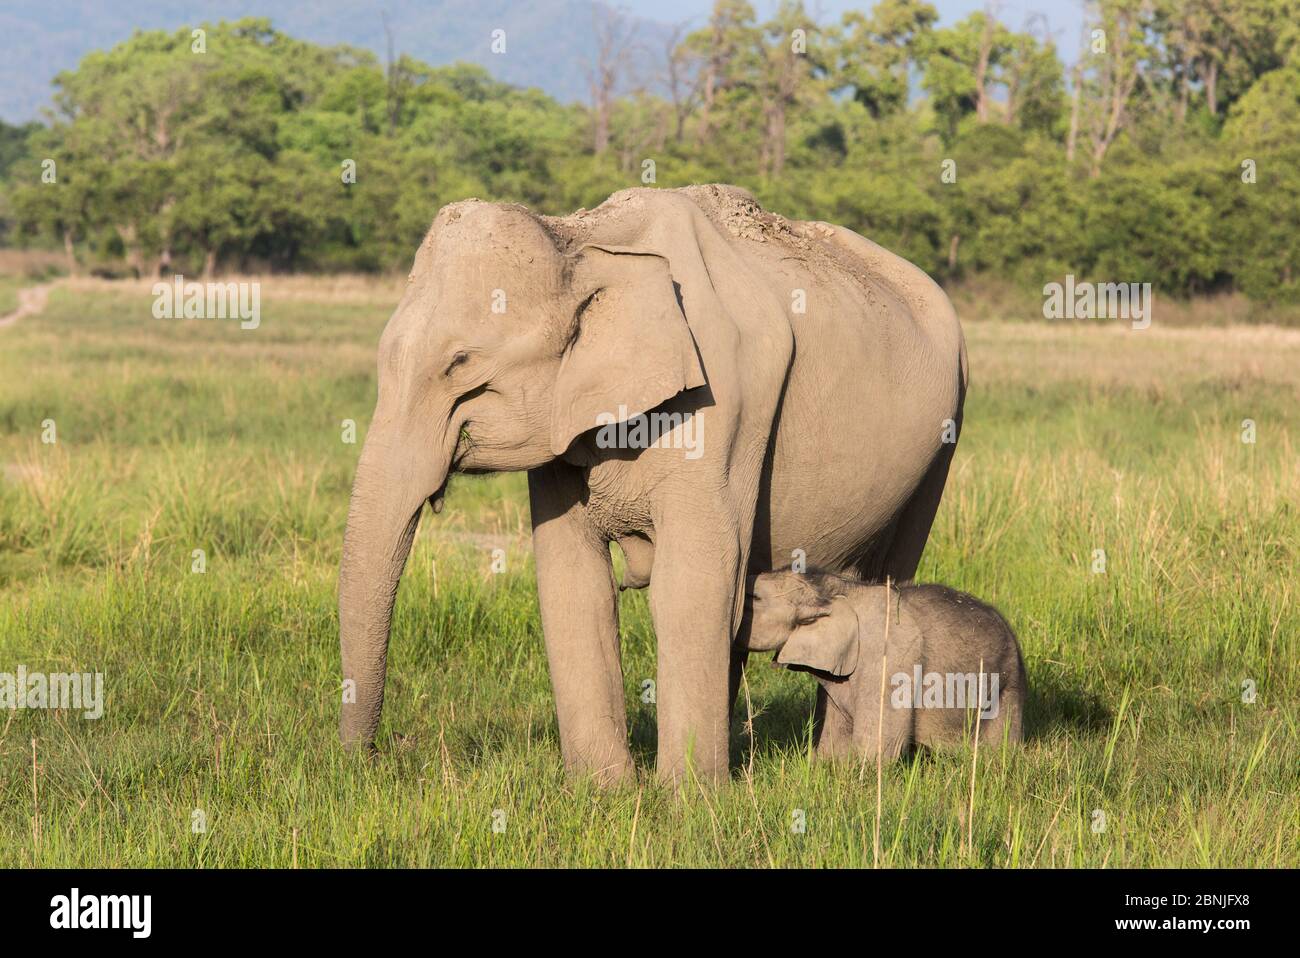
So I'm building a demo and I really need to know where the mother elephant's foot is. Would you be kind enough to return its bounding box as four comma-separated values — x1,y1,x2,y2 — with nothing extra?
588,754,638,788
655,729,729,787
560,724,636,786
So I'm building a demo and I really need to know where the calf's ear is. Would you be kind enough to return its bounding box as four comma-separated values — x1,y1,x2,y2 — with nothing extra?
777,598,859,677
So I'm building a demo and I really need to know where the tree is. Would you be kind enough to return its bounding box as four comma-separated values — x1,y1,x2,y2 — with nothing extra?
755,1,826,177
662,22,704,143
0,120,40,248
9,122,100,275
920,11,1013,139
588,6,639,156
684,0,760,147
1002,18,1065,134
835,0,937,119
1073,0,1156,177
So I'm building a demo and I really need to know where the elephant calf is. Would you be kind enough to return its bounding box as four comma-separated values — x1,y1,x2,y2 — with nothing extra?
739,571,1027,761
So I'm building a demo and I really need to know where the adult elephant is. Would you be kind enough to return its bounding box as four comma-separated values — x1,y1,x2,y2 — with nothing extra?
338,185,966,785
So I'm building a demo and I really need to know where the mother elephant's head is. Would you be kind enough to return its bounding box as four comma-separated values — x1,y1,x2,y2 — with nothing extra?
338,200,705,749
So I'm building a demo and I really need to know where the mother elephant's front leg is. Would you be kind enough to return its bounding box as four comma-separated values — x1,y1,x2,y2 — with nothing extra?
649,509,741,785
529,464,634,785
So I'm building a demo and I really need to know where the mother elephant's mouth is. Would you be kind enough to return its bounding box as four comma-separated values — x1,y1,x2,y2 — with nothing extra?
428,433,463,513
451,424,472,470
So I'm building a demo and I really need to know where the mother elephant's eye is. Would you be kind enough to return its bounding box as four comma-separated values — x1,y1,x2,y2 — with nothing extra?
444,351,469,376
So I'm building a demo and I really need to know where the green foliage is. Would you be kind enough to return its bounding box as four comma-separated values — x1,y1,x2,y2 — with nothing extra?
5,2,1300,301
0,119,40,244
835,0,938,119
6,19,580,277
0,120,38,181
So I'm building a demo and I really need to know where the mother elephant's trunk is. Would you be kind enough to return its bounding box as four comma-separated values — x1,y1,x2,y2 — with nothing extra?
338,427,448,750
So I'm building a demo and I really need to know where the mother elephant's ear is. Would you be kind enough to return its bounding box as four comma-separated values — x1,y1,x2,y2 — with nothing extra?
550,244,707,457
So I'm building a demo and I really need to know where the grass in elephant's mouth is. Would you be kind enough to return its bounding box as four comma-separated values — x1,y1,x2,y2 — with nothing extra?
0,281,1296,867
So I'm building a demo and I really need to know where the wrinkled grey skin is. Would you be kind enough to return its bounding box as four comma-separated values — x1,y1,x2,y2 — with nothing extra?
338,185,967,784
739,571,1026,759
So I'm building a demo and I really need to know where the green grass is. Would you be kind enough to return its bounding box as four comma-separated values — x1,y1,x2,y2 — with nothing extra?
1,278,1297,867
0,276,24,316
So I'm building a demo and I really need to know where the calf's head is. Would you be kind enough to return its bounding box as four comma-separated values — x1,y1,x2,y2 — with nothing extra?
739,571,860,678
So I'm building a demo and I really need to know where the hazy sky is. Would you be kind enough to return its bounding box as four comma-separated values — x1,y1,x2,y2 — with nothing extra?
0,0,1091,122
621,0,1086,54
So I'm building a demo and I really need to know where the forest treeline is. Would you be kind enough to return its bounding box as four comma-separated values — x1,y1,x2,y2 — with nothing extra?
0,0,1297,302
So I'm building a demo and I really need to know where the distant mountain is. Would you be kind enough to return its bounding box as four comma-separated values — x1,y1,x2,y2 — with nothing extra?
0,0,679,123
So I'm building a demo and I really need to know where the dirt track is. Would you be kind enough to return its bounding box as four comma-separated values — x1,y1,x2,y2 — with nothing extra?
0,283,56,328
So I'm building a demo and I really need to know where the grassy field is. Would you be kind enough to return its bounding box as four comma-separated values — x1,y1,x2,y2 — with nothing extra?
0,275,1296,867
0,276,24,317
